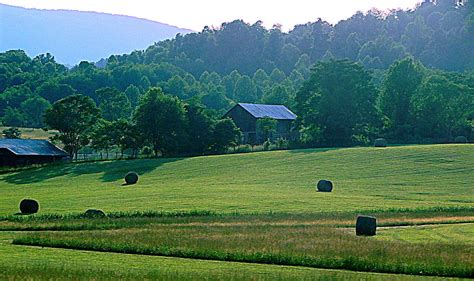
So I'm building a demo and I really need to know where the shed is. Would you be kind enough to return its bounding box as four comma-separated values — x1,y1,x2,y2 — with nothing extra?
223,103,297,144
0,139,68,167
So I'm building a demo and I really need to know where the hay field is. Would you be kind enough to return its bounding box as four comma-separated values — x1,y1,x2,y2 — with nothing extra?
0,144,473,279
0,144,472,216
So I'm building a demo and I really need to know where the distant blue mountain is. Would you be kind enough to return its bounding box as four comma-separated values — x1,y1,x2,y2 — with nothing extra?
0,4,193,65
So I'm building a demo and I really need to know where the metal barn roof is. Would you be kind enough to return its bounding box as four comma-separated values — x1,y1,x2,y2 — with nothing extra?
0,139,68,156
237,103,297,120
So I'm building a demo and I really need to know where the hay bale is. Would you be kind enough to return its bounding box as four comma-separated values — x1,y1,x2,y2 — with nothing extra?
84,209,106,218
374,138,387,147
19,199,39,214
317,180,333,192
356,215,377,236
454,136,468,144
125,172,139,185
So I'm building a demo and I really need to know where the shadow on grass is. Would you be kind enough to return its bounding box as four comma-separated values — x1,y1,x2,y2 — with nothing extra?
2,157,183,185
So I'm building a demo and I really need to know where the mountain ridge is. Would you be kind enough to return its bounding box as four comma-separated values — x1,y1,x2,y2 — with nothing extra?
0,3,193,65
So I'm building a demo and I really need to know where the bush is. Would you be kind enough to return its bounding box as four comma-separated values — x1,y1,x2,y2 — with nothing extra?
84,209,106,218
125,172,139,185
356,215,377,236
141,146,153,157
19,199,39,214
235,145,252,153
317,180,333,192
275,138,289,150
374,138,387,147
263,139,272,151
454,136,468,144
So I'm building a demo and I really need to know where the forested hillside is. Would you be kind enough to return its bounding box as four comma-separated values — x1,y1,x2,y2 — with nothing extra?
0,0,473,155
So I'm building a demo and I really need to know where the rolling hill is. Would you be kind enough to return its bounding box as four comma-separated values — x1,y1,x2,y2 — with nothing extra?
0,144,472,216
0,4,192,65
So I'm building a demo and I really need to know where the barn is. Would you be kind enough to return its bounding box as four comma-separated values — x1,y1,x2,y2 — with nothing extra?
0,139,68,167
223,103,297,144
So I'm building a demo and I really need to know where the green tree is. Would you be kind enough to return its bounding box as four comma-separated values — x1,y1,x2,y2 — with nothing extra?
184,104,215,154
44,95,100,159
2,127,21,139
2,107,26,127
380,58,425,140
233,75,257,103
96,87,132,121
134,87,187,156
263,85,292,106
124,84,141,107
256,117,278,142
20,96,51,128
296,59,379,146
211,118,241,153
90,119,114,159
110,119,141,158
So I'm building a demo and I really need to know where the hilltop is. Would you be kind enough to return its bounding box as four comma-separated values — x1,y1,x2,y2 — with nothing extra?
0,4,192,65
0,144,472,216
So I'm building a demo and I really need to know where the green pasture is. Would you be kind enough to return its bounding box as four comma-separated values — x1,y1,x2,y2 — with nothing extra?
0,144,473,216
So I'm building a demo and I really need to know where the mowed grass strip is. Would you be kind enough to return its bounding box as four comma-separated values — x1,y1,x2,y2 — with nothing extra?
0,232,450,281
0,144,473,216
377,223,474,244
1,207,473,231
13,223,474,277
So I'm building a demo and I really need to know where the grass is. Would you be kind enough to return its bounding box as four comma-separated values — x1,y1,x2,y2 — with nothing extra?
377,223,474,244
1,232,449,281
1,207,473,231
0,144,473,216
12,222,474,278
1,144,473,279
0,126,57,140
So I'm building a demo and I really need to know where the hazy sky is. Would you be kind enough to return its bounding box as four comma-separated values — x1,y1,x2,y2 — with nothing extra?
0,0,422,31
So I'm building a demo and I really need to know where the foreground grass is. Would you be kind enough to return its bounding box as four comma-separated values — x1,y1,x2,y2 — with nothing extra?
1,233,447,281
0,144,473,216
14,222,474,278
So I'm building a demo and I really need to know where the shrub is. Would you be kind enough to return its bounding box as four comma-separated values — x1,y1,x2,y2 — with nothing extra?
454,136,468,144
235,145,252,153
19,199,39,214
275,138,289,150
125,172,139,185
317,180,333,192
141,146,153,157
263,139,272,151
84,209,106,218
374,138,387,147
356,215,377,236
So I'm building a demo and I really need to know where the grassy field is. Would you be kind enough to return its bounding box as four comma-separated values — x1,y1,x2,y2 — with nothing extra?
0,126,57,140
0,144,472,216
0,232,456,281
12,222,473,277
1,144,473,279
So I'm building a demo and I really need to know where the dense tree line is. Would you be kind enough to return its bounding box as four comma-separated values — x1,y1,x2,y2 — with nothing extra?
43,88,241,159
296,58,473,146
0,0,472,155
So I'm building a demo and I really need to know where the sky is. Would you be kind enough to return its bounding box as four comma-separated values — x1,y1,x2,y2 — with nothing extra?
0,0,422,31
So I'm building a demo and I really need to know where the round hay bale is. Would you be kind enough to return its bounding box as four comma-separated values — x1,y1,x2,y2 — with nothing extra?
317,180,333,192
125,172,139,185
374,138,387,147
84,209,106,218
19,199,39,214
356,215,377,236
454,136,468,144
